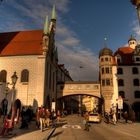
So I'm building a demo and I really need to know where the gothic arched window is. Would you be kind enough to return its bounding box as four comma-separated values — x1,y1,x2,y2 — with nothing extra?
21,69,29,82
0,70,7,82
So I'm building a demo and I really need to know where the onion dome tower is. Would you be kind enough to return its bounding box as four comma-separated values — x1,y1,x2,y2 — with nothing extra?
99,38,118,113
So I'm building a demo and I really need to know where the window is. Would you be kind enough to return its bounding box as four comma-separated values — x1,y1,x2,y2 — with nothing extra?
101,58,104,62
106,79,110,86
133,79,139,86
0,70,7,82
110,67,112,74
136,57,140,61
132,67,138,74
105,57,108,61
117,68,123,74
60,85,64,90
105,67,110,74
119,91,125,98
118,79,124,86
134,91,140,98
101,68,104,74
117,58,121,63
102,79,105,86
21,69,29,82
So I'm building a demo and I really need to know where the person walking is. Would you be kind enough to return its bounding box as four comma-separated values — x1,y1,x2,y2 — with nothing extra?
45,109,50,128
19,106,28,129
39,106,46,132
130,110,135,123
83,111,90,131
56,110,61,122
104,112,109,124
36,107,41,128
51,109,57,128
112,110,117,125
123,111,129,123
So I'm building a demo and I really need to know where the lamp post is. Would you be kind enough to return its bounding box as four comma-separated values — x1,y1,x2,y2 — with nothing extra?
131,0,140,25
11,72,18,105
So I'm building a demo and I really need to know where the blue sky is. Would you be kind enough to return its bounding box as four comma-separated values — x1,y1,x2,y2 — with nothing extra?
0,0,139,81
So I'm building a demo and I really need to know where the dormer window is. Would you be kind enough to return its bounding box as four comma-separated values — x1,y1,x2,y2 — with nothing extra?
116,55,121,64
117,58,121,63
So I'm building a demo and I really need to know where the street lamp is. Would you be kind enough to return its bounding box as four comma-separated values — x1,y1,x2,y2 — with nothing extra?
11,71,18,104
131,0,140,25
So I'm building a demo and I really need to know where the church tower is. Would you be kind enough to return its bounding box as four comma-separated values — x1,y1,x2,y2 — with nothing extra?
42,5,57,56
42,16,49,55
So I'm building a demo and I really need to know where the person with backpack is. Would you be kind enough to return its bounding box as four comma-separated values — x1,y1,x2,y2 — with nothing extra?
39,106,46,132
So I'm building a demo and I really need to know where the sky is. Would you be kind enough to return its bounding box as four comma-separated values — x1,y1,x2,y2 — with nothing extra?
0,0,139,81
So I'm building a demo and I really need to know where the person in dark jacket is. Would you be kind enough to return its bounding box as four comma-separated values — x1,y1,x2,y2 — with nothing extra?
20,107,28,129
123,111,129,123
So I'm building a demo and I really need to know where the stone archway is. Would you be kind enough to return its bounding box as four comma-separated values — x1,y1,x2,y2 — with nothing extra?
132,102,140,122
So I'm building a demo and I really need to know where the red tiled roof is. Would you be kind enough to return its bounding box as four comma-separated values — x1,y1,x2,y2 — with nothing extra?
0,30,43,56
114,46,134,64
117,46,134,54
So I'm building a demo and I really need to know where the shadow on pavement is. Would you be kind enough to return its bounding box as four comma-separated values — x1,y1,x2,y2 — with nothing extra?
51,130,64,138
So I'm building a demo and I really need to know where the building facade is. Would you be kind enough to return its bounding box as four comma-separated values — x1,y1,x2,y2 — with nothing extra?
0,6,72,112
99,36,140,120
99,47,118,113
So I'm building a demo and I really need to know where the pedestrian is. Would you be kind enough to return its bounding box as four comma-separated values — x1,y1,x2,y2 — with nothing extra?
39,106,46,132
51,109,57,128
1,98,8,122
45,109,50,128
123,111,128,123
56,110,61,122
110,108,117,125
112,111,117,125
83,111,89,131
130,110,135,123
19,106,28,129
0,114,13,136
36,107,41,128
104,112,109,124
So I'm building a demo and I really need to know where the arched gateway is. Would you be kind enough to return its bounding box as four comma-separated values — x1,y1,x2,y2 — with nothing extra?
57,81,101,98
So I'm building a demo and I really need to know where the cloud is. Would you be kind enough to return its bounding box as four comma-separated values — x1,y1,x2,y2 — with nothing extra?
0,0,99,81
132,20,140,43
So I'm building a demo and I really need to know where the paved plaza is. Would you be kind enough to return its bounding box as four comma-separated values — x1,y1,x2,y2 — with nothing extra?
0,115,140,140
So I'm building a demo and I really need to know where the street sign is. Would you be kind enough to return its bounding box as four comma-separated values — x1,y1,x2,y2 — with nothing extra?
117,96,123,109
52,102,56,111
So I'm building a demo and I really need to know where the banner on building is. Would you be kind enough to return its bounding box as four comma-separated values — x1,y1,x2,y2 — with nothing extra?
52,102,56,111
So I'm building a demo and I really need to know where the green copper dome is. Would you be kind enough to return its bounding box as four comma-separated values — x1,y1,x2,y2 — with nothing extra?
99,47,113,57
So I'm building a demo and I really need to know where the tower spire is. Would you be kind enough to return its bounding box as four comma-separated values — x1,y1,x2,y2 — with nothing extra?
51,5,56,21
43,15,49,35
104,37,108,48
